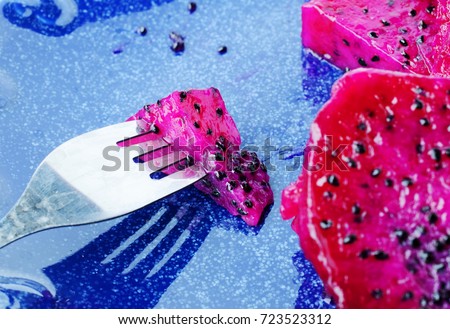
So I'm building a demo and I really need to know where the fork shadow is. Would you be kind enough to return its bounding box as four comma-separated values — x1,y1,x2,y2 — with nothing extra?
0,185,263,308
2,0,172,37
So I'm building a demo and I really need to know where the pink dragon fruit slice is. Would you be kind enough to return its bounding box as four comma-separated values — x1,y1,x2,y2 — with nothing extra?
129,88,273,226
281,68,450,308
302,0,450,76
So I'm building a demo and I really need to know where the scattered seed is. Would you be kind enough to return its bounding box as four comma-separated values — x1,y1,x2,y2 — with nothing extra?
194,103,201,113
343,39,350,46
371,289,383,299
402,291,414,301
244,199,253,208
352,203,361,215
429,148,442,161
327,174,340,186
381,19,391,26
216,107,223,116
193,121,200,128
417,35,425,44
411,238,421,249
136,26,147,36
409,9,417,17
384,178,394,187
419,118,430,126
371,168,382,177
358,58,368,67
418,20,428,29
373,250,389,260
399,38,408,47
211,189,221,198
188,2,197,14
428,213,439,224
359,249,371,259
353,141,366,154
343,234,357,244
371,55,380,62
369,31,378,38
320,219,333,230
394,229,409,243
218,46,228,55
401,177,414,187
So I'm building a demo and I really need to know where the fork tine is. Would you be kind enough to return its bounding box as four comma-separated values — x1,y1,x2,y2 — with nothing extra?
116,127,159,147
133,144,171,164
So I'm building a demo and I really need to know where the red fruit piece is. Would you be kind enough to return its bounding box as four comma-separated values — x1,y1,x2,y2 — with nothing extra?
281,69,450,308
302,0,450,76
129,88,273,226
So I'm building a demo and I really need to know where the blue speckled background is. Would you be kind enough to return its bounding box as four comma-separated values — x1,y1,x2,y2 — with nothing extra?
0,0,341,308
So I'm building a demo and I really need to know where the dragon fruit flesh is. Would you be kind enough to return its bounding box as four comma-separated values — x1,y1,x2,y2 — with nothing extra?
128,88,273,226
302,0,450,76
281,69,450,308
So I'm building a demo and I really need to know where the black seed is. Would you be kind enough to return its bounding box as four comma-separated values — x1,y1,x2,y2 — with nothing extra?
358,58,368,67
428,213,439,224
394,229,409,243
401,51,410,59
343,39,350,46
357,122,367,131
244,199,253,208
399,38,408,47
193,121,200,128
215,107,224,116
399,27,408,34
214,171,226,181
354,216,363,223
214,152,224,161
136,26,147,36
185,155,194,167
206,128,213,135
201,178,212,187
409,9,417,17
237,208,248,216
227,180,237,191
194,103,201,113
371,55,380,62
359,249,371,259
420,297,429,308
381,19,391,26
323,191,333,199
446,148,450,157
411,238,421,249
417,35,425,44
327,175,339,186
384,178,394,187
371,168,382,177
352,203,361,215
432,292,443,306
231,200,238,207
401,177,413,187
369,31,378,38
429,148,442,162
188,2,197,14
353,141,366,154
320,219,333,230
402,291,414,301
416,143,424,154
343,234,357,245
386,114,395,122
373,250,389,260
419,118,430,126
179,91,187,101
345,157,358,168
241,181,252,193
216,136,226,151
149,124,159,134
426,6,435,13
171,41,185,53
371,289,383,299
434,240,445,252
418,20,428,29
211,189,221,198
218,46,227,55
419,251,435,264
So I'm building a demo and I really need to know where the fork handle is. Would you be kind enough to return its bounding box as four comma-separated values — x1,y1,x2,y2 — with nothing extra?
0,163,103,249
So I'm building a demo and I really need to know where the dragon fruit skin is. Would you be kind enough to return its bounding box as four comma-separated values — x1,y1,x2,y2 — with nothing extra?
281,69,450,308
129,88,273,226
302,0,450,76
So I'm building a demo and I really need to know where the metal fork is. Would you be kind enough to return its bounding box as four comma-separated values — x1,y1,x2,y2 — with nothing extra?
0,121,206,249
